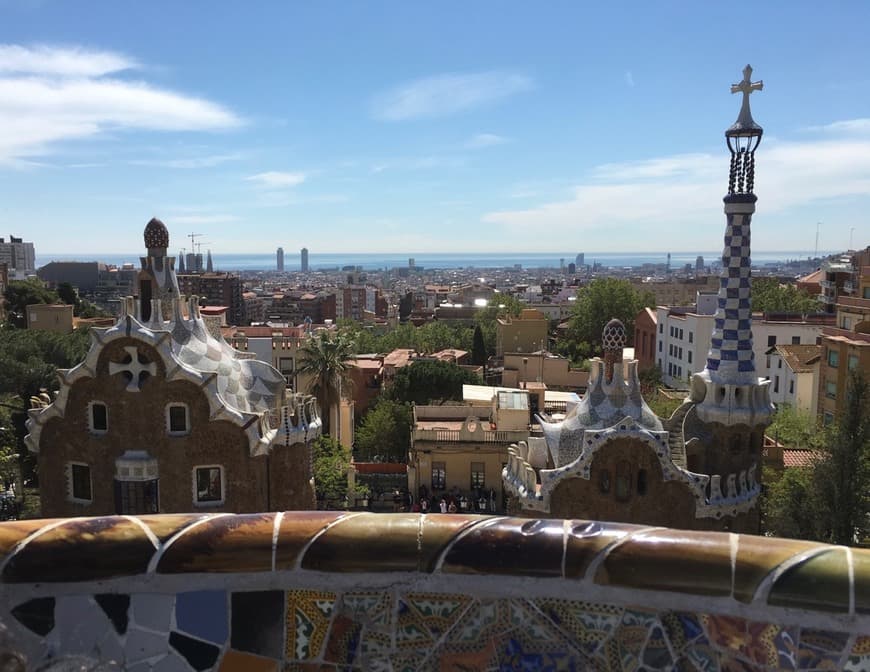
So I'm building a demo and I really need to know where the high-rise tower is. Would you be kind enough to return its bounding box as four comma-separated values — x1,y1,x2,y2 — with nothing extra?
277,247,284,272
301,247,309,273
691,65,773,429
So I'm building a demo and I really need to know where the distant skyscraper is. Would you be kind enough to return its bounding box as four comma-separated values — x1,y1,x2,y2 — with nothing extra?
408,257,415,269
666,252,671,274
696,255,705,272
560,258,565,272
301,247,309,272
178,252,186,273
185,253,203,273
206,250,214,273
575,253,584,267
277,247,284,271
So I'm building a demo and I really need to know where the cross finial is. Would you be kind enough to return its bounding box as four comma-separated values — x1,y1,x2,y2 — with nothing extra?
729,64,763,133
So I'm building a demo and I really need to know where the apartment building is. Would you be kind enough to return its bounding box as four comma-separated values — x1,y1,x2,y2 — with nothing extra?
766,344,821,415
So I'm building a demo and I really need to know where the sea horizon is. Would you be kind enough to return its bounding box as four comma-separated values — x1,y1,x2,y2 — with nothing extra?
35,250,832,272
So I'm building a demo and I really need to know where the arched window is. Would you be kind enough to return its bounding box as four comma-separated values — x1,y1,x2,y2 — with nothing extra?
637,469,648,496
616,460,631,502
599,469,610,494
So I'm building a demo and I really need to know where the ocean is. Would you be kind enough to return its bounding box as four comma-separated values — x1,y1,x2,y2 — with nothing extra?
35,251,825,272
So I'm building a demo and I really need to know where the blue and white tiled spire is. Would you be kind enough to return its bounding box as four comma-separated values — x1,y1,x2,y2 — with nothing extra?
691,65,773,426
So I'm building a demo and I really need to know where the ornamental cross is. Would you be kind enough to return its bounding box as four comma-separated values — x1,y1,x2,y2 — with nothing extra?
730,64,763,128
109,345,157,392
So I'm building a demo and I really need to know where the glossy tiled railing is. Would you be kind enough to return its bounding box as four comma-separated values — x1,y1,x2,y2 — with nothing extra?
1,512,870,670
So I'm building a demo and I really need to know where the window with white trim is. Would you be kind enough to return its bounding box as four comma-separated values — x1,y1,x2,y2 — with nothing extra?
89,402,108,434
68,462,93,503
167,403,190,435
193,465,224,505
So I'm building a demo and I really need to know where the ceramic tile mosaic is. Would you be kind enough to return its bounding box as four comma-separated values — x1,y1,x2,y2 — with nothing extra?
1,513,870,670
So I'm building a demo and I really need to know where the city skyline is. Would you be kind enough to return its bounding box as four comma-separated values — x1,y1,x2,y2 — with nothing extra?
1,2,869,255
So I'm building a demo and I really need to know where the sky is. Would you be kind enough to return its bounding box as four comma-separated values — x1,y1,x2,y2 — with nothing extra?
1,1,869,257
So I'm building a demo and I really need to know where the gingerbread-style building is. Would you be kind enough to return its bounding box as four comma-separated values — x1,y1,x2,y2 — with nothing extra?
504,66,773,532
26,219,322,517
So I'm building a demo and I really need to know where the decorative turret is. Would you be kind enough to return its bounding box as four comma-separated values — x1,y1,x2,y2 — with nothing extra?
137,217,180,322
691,65,773,427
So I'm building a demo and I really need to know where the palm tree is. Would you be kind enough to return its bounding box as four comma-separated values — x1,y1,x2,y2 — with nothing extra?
297,331,354,437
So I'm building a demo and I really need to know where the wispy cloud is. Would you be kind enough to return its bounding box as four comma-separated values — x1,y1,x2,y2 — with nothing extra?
624,70,635,87
464,133,509,149
371,70,532,121
0,43,242,166
245,171,306,188
129,153,242,169
483,120,870,249
170,213,240,225
802,118,870,135
0,44,137,76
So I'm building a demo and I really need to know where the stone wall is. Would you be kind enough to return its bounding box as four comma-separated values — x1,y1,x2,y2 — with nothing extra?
1,513,869,670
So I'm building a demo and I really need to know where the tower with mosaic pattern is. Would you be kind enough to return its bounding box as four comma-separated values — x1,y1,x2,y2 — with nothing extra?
690,65,774,429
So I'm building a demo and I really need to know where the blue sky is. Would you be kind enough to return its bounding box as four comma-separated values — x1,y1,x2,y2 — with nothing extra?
1,1,868,256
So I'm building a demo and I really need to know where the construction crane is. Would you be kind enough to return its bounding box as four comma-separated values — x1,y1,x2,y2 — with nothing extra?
188,233,204,251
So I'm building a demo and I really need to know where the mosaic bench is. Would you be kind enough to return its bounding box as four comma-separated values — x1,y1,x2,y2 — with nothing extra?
1,512,869,671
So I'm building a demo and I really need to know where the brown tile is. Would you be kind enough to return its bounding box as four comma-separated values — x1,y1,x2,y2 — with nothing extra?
441,517,565,577
732,535,820,604
137,513,207,544
274,511,348,571
0,519,62,560
564,519,641,579
595,529,732,596
301,513,478,573
3,516,156,583
219,650,279,672
157,513,276,574
852,549,870,614
769,548,850,613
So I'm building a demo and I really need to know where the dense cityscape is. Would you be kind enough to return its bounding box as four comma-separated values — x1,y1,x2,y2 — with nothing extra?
1,2,870,669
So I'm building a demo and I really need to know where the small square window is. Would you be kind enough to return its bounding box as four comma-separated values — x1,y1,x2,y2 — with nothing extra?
767,335,776,347
791,336,801,345
167,404,189,435
90,402,108,433
69,463,92,502
194,466,224,505
848,354,859,370
826,381,837,399
827,349,839,367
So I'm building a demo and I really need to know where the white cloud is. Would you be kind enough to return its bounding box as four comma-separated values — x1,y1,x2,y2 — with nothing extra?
483,122,870,249
371,70,532,121
245,171,307,188
129,153,242,169
0,44,136,76
803,118,870,135
624,70,635,87
464,133,509,149
0,44,241,165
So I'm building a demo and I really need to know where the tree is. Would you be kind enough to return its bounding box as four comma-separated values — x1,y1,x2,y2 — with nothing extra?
312,435,352,506
297,331,355,436
815,370,870,545
762,465,825,541
386,359,482,405
471,325,487,366
2,280,59,328
354,399,411,462
564,278,655,361
752,278,819,314
762,370,870,544
767,405,825,450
